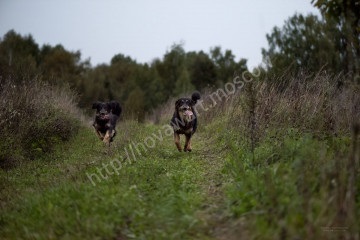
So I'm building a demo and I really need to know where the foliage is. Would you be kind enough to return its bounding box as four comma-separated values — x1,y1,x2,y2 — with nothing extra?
40,44,89,86
210,46,248,84
0,79,82,168
0,30,39,81
206,72,359,239
0,32,248,121
312,0,360,78
263,7,360,80
224,131,357,239
0,30,89,86
262,14,343,76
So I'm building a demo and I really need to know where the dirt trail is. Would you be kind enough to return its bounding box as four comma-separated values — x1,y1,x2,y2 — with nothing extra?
192,134,248,239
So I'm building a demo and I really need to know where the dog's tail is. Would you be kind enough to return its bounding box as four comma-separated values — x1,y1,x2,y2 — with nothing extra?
191,91,201,103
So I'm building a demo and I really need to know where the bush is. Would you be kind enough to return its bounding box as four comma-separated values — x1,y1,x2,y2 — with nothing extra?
0,79,82,168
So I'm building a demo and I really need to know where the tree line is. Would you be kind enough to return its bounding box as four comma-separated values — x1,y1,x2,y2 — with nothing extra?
0,31,247,120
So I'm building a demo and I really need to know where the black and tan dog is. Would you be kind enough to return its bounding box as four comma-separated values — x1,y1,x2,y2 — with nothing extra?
170,92,201,152
92,101,122,146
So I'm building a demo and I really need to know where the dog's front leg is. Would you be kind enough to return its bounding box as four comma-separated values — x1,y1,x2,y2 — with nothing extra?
103,130,112,146
174,132,182,152
184,134,192,152
93,123,104,140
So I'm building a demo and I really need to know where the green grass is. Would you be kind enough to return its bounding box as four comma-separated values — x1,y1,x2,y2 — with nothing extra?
0,122,226,239
0,117,359,239
222,126,358,239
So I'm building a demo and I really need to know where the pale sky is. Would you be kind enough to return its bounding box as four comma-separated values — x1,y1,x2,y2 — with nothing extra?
0,0,319,69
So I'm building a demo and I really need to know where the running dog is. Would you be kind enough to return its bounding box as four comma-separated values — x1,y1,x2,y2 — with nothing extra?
92,101,122,146
170,92,201,152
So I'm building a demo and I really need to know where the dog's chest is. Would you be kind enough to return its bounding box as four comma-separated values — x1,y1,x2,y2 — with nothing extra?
175,126,193,135
94,120,111,131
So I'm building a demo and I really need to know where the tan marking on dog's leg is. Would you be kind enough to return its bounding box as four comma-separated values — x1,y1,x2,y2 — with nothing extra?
103,130,111,146
174,133,182,152
184,135,192,152
187,138,192,152
98,131,105,140
93,126,104,140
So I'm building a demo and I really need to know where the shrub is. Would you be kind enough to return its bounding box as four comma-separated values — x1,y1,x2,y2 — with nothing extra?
0,79,82,168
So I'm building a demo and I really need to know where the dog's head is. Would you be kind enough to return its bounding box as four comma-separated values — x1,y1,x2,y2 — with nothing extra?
175,92,201,123
92,101,122,120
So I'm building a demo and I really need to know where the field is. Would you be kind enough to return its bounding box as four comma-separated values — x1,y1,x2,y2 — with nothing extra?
0,74,359,239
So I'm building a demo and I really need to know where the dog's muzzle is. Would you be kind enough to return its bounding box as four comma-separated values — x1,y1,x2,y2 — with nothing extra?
98,113,110,120
181,108,194,122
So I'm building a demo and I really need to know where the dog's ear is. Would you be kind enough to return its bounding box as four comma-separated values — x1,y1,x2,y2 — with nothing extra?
109,101,122,116
92,102,100,109
191,91,201,105
175,99,180,108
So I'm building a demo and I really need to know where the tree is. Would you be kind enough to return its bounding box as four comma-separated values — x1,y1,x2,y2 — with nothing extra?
78,64,110,108
174,67,194,96
125,86,145,122
312,0,360,79
40,44,86,86
156,43,186,97
108,53,138,101
111,53,136,65
0,30,39,81
0,30,254,119
262,13,343,76
143,65,166,109
210,46,247,84
187,50,217,89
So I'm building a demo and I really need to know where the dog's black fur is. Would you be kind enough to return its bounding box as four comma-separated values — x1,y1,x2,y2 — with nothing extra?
92,101,122,146
170,92,201,152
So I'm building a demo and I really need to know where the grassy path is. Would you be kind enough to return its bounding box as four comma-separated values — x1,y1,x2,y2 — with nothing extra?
0,122,233,239
3,119,355,239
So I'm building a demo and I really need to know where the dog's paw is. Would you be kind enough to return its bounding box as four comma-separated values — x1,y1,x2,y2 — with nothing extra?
183,147,192,152
103,136,110,144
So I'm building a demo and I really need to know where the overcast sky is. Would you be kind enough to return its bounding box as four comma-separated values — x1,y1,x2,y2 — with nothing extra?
0,0,319,68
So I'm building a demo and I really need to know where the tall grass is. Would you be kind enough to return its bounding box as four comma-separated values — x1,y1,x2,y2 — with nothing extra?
0,79,82,168
211,72,360,239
